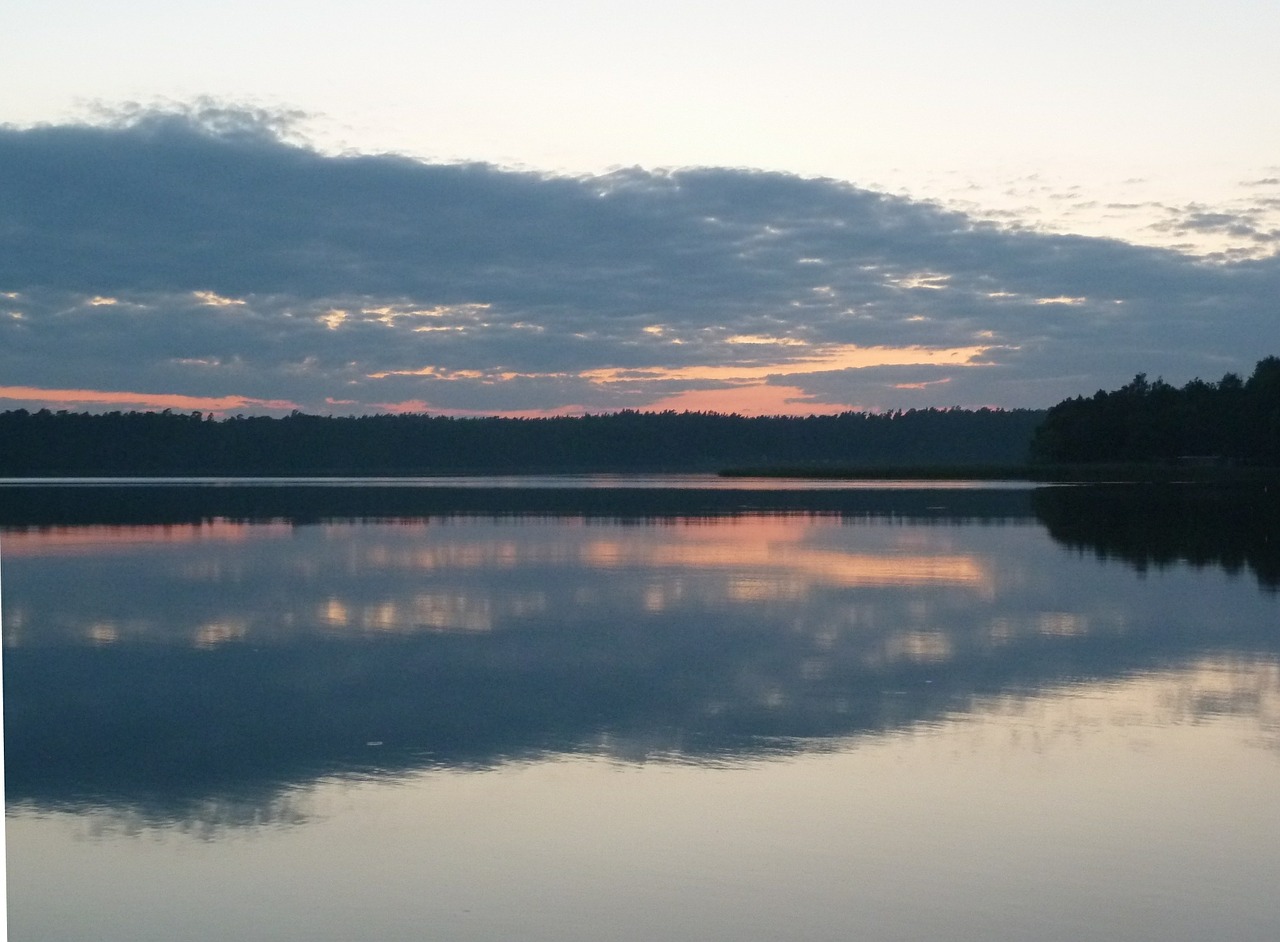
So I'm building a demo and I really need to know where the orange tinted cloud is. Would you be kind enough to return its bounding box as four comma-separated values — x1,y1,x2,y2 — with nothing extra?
0,385,299,414
893,377,953,391
638,383,854,416
581,343,989,384
368,398,594,418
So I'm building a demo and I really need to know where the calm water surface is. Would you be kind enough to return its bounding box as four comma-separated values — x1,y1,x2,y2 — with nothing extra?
4,479,1279,941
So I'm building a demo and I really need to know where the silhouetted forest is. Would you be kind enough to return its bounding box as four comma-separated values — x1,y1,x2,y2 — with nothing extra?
1031,356,1280,465
0,407,1044,476
7,354,1278,475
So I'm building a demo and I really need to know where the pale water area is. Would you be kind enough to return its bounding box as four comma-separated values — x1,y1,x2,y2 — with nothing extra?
3,479,1279,941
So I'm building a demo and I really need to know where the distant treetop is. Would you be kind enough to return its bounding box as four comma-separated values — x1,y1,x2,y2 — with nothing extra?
1031,356,1280,465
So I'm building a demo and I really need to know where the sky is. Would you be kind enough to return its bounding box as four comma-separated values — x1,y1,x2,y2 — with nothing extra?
2,0,1278,416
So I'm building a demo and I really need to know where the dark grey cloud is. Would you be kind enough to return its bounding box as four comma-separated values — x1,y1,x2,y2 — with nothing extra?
1148,204,1280,247
2,107,1277,414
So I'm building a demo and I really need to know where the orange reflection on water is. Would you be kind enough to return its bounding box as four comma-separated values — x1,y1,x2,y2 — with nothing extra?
577,516,990,595
646,542,986,590
317,592,497,633
1,521,292,557
881,630,954,664
192,619,250,648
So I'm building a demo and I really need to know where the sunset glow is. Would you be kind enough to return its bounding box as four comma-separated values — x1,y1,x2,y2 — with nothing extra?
0,385,300,415
637,384,855,416
579,344,991,385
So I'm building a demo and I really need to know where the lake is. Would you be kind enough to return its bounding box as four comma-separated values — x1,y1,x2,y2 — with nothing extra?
3,477,1279,941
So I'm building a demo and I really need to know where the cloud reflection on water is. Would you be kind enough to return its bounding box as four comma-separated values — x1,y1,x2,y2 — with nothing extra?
3,485,1278,829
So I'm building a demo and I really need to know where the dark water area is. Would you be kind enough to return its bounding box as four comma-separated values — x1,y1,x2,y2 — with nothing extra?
1031,482,1280,589
4,478,1279,941
0,475,1041,525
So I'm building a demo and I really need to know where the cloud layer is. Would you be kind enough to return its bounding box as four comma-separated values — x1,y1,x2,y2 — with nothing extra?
3,107,1276,415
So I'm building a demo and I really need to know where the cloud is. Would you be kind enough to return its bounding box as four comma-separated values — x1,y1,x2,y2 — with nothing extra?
2,106,1277,415
0,385,298,414
1145,202,1280,250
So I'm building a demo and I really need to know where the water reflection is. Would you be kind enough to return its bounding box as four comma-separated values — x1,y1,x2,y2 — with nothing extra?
1034,482,1280,590
5,484,1278,831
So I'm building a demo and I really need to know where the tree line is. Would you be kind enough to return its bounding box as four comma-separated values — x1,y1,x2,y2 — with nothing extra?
4,355,1276,476
1030,356,1280,465
0,407,1045,476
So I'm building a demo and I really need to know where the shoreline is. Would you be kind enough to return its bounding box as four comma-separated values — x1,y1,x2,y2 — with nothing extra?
718,464,1279,483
